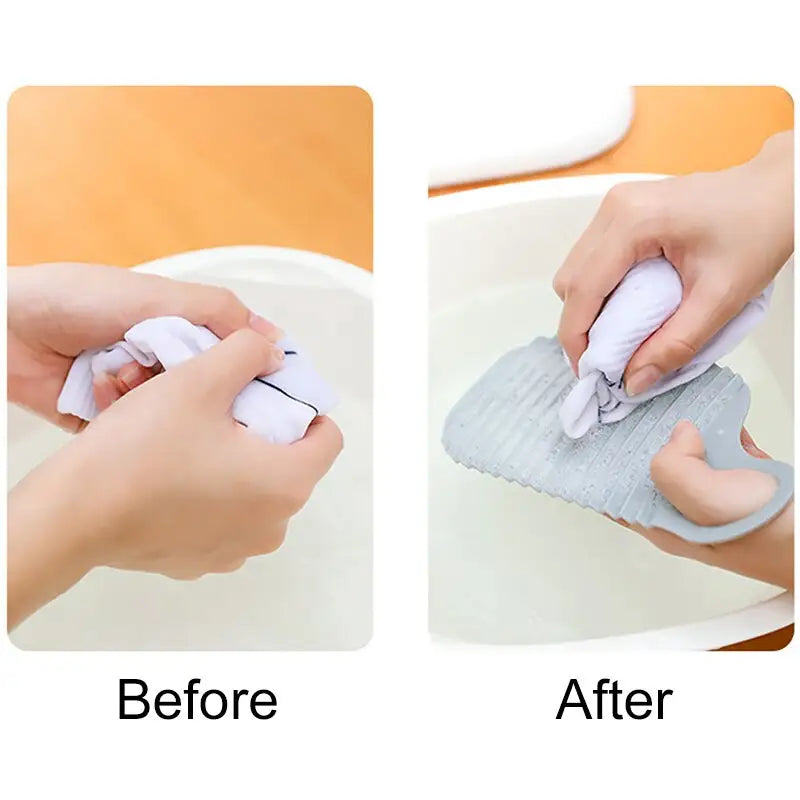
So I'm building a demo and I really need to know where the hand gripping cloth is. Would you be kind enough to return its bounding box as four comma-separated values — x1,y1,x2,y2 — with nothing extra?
559,256,773,438
57,316,337,445
442,259,793,544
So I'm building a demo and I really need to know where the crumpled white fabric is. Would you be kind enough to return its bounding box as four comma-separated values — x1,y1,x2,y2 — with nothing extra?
57,316,337,444
558,257,772,439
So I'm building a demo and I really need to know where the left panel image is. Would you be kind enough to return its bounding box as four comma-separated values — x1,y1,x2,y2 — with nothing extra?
6,85,373,650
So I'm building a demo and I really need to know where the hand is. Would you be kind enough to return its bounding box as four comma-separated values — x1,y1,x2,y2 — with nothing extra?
618,421,793,590
553,130,794,394
7,262,283,430
7,330,343,629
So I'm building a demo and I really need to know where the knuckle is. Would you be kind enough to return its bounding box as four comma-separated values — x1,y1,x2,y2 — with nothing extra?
213,557,247,574
603,182,636,211
604,182,662,226
209,286,245,319
665,336,700,364
330,423,345,455
259,474,312,516
562,278,600,301
227,327,271,355
552,271,567,298
249,523,288,556
282,485,312,515
262,525,287,554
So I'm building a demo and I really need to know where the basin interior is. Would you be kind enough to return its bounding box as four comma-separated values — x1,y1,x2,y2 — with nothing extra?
429,187,792,646
8,251,372,650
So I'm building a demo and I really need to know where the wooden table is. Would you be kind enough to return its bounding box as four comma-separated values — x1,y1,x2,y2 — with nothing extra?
434,85,794,651
7,86,373,270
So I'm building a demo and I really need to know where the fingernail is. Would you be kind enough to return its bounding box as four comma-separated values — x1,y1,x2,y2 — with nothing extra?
626,365,662,396
249,313,282,341
92,372,122,410
742,439,767,458
118,362,148,390
117,363,138,381
270,345,285,362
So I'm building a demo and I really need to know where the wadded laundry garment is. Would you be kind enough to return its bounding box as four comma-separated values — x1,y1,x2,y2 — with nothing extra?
57,316,337,444
559,257,772,439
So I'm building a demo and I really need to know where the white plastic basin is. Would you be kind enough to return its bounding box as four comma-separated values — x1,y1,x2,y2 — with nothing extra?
429,175,794,650
428,86,634,188
8,246,372,650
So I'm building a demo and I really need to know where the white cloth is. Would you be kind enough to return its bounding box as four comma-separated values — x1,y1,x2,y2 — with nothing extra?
559,257,772,439
57,316,337,444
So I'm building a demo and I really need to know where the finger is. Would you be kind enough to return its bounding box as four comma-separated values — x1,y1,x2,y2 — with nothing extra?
108,269,283,342
555,183,666,370
624,287,739,395
93,373,124,411
740,427,771,459
93,363,157,411
556,231,640,372
17,265,282,353
117,361,155,391
162,567,205,581
169,328,285,408
56,412,89,434
650,421,777,526
552,207,614,300
557,289,602,373
171,281,283,341
286,416,344,482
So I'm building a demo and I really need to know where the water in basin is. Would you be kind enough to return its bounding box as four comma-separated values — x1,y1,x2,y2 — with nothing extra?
429,277,787,645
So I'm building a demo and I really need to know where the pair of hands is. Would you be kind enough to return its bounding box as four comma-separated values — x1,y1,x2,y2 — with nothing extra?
7,264,342,629
553,130,794,589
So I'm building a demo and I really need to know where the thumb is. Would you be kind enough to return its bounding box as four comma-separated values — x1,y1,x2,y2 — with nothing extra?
624,286,739,396
287,416,344,481
650,421,777,526
168,328,286,409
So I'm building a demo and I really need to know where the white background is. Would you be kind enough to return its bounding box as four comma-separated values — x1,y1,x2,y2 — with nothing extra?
1,2,797,797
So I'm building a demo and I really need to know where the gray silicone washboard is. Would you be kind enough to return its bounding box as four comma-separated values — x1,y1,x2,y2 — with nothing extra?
442,337,794,544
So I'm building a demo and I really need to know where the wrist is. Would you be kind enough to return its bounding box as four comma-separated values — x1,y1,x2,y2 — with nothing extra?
701,501,794,590
748,130,794,269
7,451,103,630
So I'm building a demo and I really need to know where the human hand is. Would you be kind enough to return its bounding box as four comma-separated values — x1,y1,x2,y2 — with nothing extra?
618,421,793,590
553,130,794,395
7,262,283,430
7,329,343,629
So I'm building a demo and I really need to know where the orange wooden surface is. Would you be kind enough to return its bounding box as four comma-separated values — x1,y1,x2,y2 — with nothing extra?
8,86,373,270
431,85,794,195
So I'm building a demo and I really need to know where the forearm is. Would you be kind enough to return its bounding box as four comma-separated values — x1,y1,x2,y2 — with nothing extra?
7,468,97,630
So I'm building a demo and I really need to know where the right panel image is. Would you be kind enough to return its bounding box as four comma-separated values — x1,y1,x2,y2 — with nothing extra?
428,85,794,651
